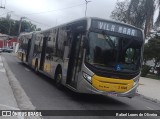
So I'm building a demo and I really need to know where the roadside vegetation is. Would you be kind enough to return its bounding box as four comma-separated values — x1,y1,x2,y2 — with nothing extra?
0,14,41,36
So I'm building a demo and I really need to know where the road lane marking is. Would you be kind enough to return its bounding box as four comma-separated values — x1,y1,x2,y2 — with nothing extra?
24,68,30,72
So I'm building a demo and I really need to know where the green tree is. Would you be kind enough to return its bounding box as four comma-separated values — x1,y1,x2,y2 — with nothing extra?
0,17,41,36
126,0,146,28
21,20,36,32
111,0,156,37
0,17,10,34
155,0,160,28
110,1,129,23
143,44,152,64
144,35,160,71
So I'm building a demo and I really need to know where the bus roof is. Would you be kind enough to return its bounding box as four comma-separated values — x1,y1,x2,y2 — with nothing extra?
88,17,143,31
19,17,143,36
42,17,143,33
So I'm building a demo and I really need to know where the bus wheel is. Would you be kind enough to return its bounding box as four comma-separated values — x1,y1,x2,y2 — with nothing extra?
55,70,62,89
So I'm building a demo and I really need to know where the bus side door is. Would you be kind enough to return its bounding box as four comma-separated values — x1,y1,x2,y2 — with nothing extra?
66,33,84,88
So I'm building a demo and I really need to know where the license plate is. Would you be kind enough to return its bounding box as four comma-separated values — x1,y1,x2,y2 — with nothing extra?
107,92,117,96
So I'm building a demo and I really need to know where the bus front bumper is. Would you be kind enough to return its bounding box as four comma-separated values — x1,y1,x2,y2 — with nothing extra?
91,81,139,98
77,76,139,98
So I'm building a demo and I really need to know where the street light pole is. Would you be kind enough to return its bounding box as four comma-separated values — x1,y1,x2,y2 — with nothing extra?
85,0,91,17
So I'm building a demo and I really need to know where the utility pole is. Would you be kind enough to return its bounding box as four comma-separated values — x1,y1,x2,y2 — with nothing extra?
7,11,14,35
18,17,26,35
8,18,11,35
85,0,91,17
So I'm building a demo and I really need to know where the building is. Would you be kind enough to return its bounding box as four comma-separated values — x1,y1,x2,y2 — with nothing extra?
0,33,18,48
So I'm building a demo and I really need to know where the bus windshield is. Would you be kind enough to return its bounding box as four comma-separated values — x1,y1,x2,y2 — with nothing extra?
85,32,142,72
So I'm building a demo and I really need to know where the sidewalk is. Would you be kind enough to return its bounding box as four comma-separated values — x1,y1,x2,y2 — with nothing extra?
138,77,160,103
0,55,21,119
0,55,40,119
0,55,19,110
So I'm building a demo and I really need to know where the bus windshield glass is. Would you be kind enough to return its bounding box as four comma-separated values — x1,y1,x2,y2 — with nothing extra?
85,32,142,72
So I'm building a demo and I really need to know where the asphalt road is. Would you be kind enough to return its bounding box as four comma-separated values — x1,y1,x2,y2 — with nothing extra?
2,53,160,119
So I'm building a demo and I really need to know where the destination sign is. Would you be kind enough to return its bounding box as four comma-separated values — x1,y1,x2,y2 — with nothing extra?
91,20,142,37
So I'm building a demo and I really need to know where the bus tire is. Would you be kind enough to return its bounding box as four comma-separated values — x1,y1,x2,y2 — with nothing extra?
55,68,62,89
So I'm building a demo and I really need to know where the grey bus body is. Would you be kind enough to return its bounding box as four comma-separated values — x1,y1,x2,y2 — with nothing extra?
18,17,144,98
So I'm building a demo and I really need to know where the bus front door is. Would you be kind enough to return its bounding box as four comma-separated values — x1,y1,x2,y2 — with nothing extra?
66,34,84,88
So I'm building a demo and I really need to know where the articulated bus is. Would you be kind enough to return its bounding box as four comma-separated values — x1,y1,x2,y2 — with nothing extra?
17,17,144,98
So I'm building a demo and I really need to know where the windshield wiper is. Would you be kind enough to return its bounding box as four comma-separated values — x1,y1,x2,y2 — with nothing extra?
102,31,115,48
122,38,133,50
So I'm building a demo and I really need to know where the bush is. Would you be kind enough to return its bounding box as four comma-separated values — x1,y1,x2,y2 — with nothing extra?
141,65,151,77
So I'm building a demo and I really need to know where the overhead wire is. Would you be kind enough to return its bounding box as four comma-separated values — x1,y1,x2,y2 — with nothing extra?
1,9,49,27
2,2,87,29
23,3,85,16
25,17,50,27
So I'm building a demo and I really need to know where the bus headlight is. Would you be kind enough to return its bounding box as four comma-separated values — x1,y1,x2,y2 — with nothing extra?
83,72,92,83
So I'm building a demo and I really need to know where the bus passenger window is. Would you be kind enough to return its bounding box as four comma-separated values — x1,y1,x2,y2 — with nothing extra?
63,46,69,59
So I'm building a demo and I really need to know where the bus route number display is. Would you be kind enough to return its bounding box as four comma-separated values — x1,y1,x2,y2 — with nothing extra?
92,20,140,37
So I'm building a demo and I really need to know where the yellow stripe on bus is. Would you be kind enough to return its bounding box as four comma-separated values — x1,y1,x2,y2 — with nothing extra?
23,54,26,61
32,59,36,67
32,59,40,68
17,52,22,59
92,75,134,93
43,63,51,73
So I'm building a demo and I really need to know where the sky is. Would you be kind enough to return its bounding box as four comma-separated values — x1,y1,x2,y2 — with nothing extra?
0,0,117,30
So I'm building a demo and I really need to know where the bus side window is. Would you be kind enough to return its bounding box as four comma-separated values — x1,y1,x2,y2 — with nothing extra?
57,27,67,58
52,29,57,57
63,41,69,59
46,37,52,60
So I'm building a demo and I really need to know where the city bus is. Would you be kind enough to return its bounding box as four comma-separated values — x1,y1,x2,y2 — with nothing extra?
17,17,144,98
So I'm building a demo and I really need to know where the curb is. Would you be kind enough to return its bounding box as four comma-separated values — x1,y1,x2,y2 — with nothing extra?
137,93,160,104
2,56,42,119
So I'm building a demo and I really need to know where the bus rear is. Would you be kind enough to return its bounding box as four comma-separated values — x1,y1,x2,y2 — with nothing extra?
77,18,144,98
